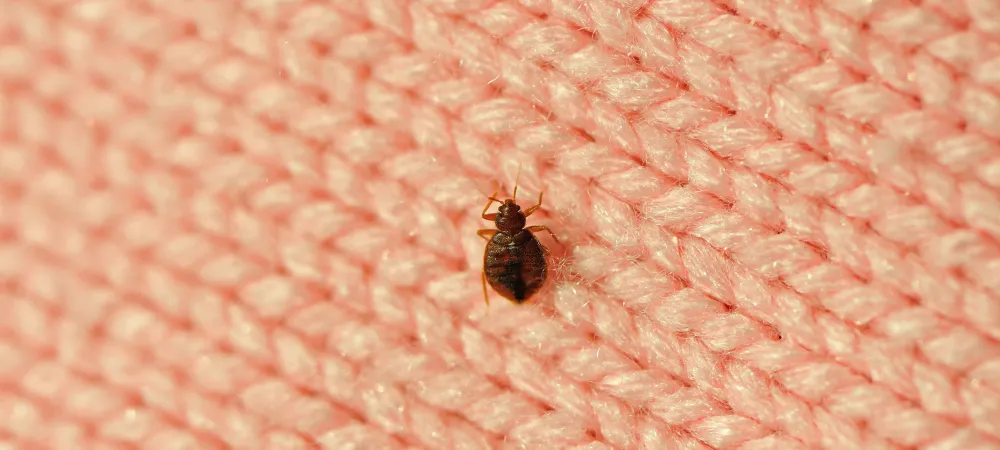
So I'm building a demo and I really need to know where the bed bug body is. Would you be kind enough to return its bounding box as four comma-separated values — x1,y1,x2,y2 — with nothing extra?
477,180,559,305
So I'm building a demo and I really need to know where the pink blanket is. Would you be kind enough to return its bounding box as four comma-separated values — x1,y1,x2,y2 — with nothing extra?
2,0,1000,448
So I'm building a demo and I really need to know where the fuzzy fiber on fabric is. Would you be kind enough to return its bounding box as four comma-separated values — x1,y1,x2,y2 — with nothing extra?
3,0,1000,449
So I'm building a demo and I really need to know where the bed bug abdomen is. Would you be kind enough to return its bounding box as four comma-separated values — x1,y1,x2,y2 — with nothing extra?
483,229,548,303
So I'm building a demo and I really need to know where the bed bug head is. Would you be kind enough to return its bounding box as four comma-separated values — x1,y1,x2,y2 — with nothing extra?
496,163,526,232
495,199,525,232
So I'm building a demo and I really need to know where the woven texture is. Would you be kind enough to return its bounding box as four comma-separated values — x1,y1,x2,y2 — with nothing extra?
3,0,1000,448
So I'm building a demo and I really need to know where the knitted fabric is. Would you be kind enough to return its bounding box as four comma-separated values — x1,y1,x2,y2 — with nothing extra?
2,0,1000,448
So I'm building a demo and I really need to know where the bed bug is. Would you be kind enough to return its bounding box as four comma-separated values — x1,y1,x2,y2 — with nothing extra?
477,175,560,306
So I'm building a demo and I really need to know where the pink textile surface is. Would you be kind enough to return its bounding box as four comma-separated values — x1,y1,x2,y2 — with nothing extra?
3,0,1000,448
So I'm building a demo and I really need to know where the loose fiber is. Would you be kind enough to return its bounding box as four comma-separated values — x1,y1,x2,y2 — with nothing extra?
2,0,1000,449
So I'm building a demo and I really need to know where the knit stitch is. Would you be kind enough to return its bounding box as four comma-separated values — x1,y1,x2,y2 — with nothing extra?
2,0,1000,448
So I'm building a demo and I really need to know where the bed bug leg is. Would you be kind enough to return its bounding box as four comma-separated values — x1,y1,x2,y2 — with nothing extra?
478,229,498,307
523,191,544,217
481,191,501,220
526,225,560,245
481,271,490,306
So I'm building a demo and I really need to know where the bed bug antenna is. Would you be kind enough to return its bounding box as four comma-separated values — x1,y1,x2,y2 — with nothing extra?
512,161,522,202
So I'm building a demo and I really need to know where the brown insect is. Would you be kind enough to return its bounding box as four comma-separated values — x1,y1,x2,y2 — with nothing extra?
477,176,560,306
